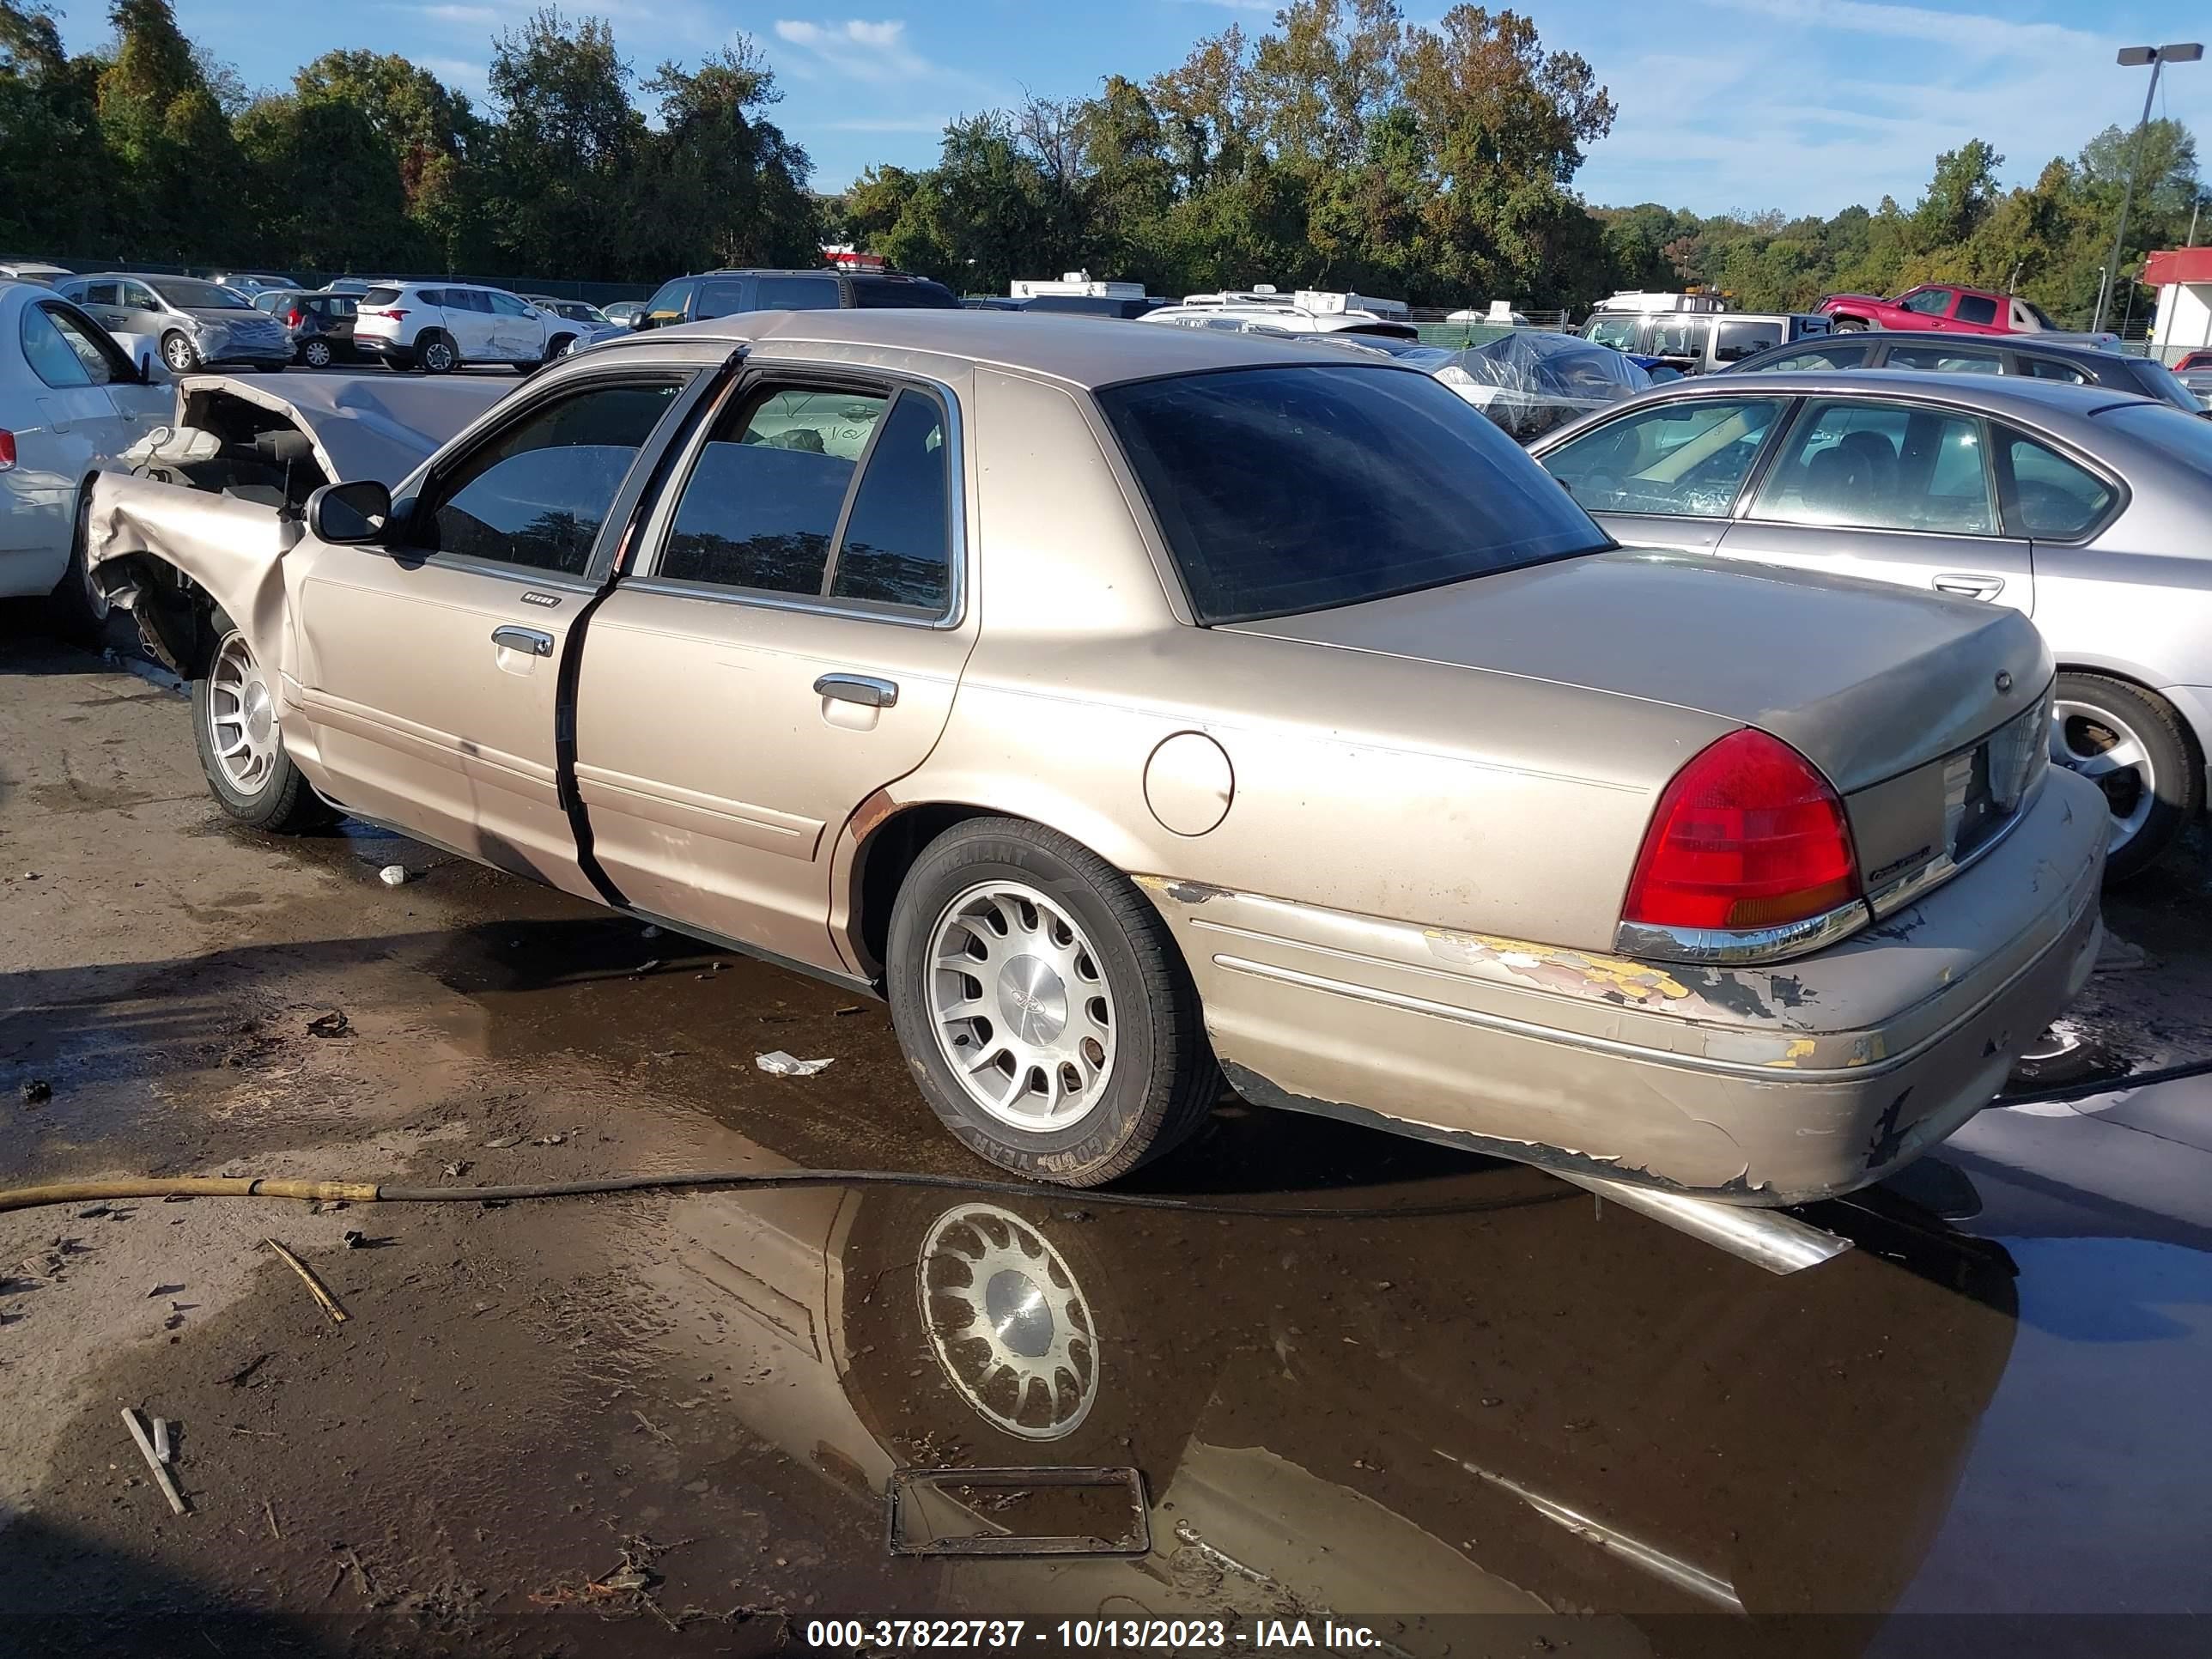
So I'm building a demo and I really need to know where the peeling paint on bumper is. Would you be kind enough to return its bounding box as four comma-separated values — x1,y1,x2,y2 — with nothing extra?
1140,769,2108,1205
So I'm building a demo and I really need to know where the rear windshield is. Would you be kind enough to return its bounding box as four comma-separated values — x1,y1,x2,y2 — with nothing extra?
2128,358,2206,414
853,276,960,309
362,286,403,306
2099,399,2212,471
1097,365,1611,625
152,277,251,310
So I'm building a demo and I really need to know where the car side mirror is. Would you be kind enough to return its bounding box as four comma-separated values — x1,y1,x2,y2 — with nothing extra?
308,479,392,545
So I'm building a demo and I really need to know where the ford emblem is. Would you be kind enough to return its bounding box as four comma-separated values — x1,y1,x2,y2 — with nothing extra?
1995,671,2014,694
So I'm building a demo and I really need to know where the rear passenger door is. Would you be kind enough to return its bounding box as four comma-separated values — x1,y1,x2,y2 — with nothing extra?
575,366,977,971
1719,397,2033,612
441,289,498,361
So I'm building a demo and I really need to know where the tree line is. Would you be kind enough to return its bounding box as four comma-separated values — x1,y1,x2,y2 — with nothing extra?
3,0,2203,322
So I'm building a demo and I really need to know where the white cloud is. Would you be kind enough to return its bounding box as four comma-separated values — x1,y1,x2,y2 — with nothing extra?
420,55,488,87
1699,0,2096,56
773,18,933,82
410,3,499,21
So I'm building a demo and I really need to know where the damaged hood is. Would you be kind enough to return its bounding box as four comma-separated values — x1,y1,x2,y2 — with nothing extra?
1226,547,2050,793
173,372,512,487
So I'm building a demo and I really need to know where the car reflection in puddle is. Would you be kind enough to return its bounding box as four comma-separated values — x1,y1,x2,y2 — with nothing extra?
632,1126,2024,1657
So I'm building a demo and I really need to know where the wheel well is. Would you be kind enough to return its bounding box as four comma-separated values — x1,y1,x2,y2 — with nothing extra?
849,802,994,977
548,331,574,352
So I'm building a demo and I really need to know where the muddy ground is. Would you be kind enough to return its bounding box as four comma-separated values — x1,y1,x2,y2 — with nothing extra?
3,621,2210,1659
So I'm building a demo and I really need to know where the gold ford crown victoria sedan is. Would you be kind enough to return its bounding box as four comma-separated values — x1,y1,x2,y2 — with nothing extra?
88,311,2106,1200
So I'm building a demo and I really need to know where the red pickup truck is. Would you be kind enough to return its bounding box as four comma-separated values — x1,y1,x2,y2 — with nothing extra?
1817,283,2111,340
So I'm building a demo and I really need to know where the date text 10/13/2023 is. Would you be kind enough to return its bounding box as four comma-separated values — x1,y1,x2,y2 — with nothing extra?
804,1620,1387,1650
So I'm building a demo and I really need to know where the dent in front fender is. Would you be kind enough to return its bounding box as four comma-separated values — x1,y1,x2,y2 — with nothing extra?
87,471,295,674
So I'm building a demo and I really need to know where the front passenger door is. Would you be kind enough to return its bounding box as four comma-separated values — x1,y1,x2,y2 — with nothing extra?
1536,396,1788,553
287,371,701,896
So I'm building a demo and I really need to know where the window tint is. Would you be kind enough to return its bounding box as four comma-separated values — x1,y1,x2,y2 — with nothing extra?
694,279,749,319
853,276,960,309
1750,400,1995,534
659,387,889,592
755,276,839,311
79,281,119,307
2003,434,2116,539
449,289,491,313
21,304,95,386
1644,317,1706,359
422,380,681,573
1887,345,2002,374
486,290,532,316
362,286,403,306
830,391,952,611
1749,342,1869,372
1713,319,1784,362
1097,366,1609,625
1541,398,1781,518
1583,316,1643,349
1899,288,1952,316
1954,294,1999,326
2021,356,2090,385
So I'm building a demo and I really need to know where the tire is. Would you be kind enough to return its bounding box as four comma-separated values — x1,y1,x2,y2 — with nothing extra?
161,331,201,374
1831,317,1868,332
191,617,336,834
42,488,110,647
544,333,575,365
885,818,1220,1188
2051,671,2201,882
416,331,456,374
300,338,332,368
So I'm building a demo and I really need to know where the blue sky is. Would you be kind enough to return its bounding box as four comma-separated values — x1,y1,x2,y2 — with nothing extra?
58,1,2212,218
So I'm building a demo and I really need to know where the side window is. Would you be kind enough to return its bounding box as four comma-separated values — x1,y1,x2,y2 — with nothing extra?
830,390,952,611
658,386,889,592
2022,356,2090,386
1644,318,1705,359
754,276,839,311
694,279,750,319
644,279,691,319
1749,400,1996,534
1540,398,1782,519
416,289,446,307
1887,345,2002,375
20,305,94,387
487,290,532,317
1583,316,1642,350
1713,319,1783,362
80,281,119,307
2003,433,2117,539
1753,343,1869,372
41,306,122,386
1899,288,1952,317
121,283,160,311
453,289,492,313
420,380,682,574
1954,294,1999,326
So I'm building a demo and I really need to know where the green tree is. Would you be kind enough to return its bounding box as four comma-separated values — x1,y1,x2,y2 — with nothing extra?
95,0,248,258
635,37,817,272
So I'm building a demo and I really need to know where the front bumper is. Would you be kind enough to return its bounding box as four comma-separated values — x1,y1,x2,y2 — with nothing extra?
1142,768,2107,1206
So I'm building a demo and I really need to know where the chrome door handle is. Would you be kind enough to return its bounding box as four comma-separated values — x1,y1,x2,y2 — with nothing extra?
814,673,898,709
1931,574,2004,601
491,625,555,657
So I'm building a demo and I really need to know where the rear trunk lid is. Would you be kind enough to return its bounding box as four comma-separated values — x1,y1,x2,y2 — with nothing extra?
1227,547,2048,796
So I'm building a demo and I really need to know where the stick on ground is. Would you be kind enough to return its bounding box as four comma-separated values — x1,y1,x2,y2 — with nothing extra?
263,1237,348,1324
122,1409,187,1515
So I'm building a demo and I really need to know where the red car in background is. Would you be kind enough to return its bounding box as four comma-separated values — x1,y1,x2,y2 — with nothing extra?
2175,348,2212,370
1819,283,2114,342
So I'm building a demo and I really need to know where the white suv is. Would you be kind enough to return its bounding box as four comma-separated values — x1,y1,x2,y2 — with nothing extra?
352,282,574,374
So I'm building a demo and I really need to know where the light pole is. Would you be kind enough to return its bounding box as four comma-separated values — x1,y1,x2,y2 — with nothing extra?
2094,42,2203,336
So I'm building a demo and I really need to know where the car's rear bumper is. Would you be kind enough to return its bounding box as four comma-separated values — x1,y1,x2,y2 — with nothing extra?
1141,768,2106,1206
353,336,412,365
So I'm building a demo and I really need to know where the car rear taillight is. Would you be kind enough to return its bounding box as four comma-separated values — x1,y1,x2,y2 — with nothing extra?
1622,729,1862,935
0,428,14,470
365,307,406,321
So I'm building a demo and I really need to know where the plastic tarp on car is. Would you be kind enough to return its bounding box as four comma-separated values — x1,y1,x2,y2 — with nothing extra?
1439,331,1652,443
169,371,513,487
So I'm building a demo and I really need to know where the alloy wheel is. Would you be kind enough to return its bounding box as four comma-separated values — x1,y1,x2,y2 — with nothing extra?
925,880,1117,1131
2051,697,2156,854
162,334,198,373
208,631,281,795
917,1202,1099,1441
421,337,454,373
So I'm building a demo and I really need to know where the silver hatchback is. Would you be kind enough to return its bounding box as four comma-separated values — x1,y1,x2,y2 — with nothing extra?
1531,370,2212,877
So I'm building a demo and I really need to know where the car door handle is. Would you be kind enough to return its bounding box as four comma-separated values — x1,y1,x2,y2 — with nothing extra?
491,625,555,657
813,673,898,709
1931,574,2004,601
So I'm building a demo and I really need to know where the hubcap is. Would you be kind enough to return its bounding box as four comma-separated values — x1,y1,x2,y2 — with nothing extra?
918,1203,1098,1440
424,341,452,371
164,337,195,371
306,342,329,365
210,632,280,794
2051,697,2156,854
926,881,1115,1130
